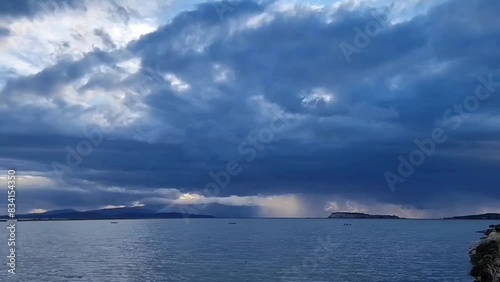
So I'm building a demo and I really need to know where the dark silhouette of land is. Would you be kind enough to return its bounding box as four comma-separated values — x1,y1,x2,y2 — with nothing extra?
446,213,500,220
328,212,400,219
2,209,500,221
327,212,500,220
0,206,214,221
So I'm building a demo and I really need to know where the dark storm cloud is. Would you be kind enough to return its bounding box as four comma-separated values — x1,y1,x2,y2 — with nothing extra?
0,0,84,18
93,29,117,49
1,50,113,98
0,26,10,37
1,0,500,214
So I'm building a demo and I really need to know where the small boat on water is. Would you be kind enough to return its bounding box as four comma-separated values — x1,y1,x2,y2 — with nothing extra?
228,222,237,225
110,222,119,224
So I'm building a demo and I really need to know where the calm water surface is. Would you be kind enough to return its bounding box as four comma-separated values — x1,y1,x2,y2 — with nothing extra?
0,219,491,281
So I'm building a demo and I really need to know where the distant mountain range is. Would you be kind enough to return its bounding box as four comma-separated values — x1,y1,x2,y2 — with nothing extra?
2,209,500,221
328,212,400,219
0,206,215,221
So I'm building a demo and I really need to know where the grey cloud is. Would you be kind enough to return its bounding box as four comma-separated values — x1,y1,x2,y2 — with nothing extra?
0,0,84,19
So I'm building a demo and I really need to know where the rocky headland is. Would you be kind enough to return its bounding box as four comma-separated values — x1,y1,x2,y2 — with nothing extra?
470,224,500,281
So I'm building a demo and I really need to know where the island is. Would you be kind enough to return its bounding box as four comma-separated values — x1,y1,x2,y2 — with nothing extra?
0,206,215,221
328,212,400,219
446,213,500,220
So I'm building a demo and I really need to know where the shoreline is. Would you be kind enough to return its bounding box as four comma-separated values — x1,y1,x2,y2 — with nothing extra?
470,224,500,281
2,217,500,222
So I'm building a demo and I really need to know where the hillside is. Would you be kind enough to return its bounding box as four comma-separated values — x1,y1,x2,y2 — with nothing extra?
0,206,215,221
328,212,400,219
446,213,500,220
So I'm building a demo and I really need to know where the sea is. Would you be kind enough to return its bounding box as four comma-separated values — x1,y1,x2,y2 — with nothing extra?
0,218,492,281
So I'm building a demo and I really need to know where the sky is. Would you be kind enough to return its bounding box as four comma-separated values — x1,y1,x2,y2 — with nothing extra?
0,0,499,218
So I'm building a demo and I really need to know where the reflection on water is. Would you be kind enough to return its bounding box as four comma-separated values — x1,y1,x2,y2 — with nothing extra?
0,219,486,281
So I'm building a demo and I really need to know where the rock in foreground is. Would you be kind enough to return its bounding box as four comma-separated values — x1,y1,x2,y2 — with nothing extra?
470,225,500,282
